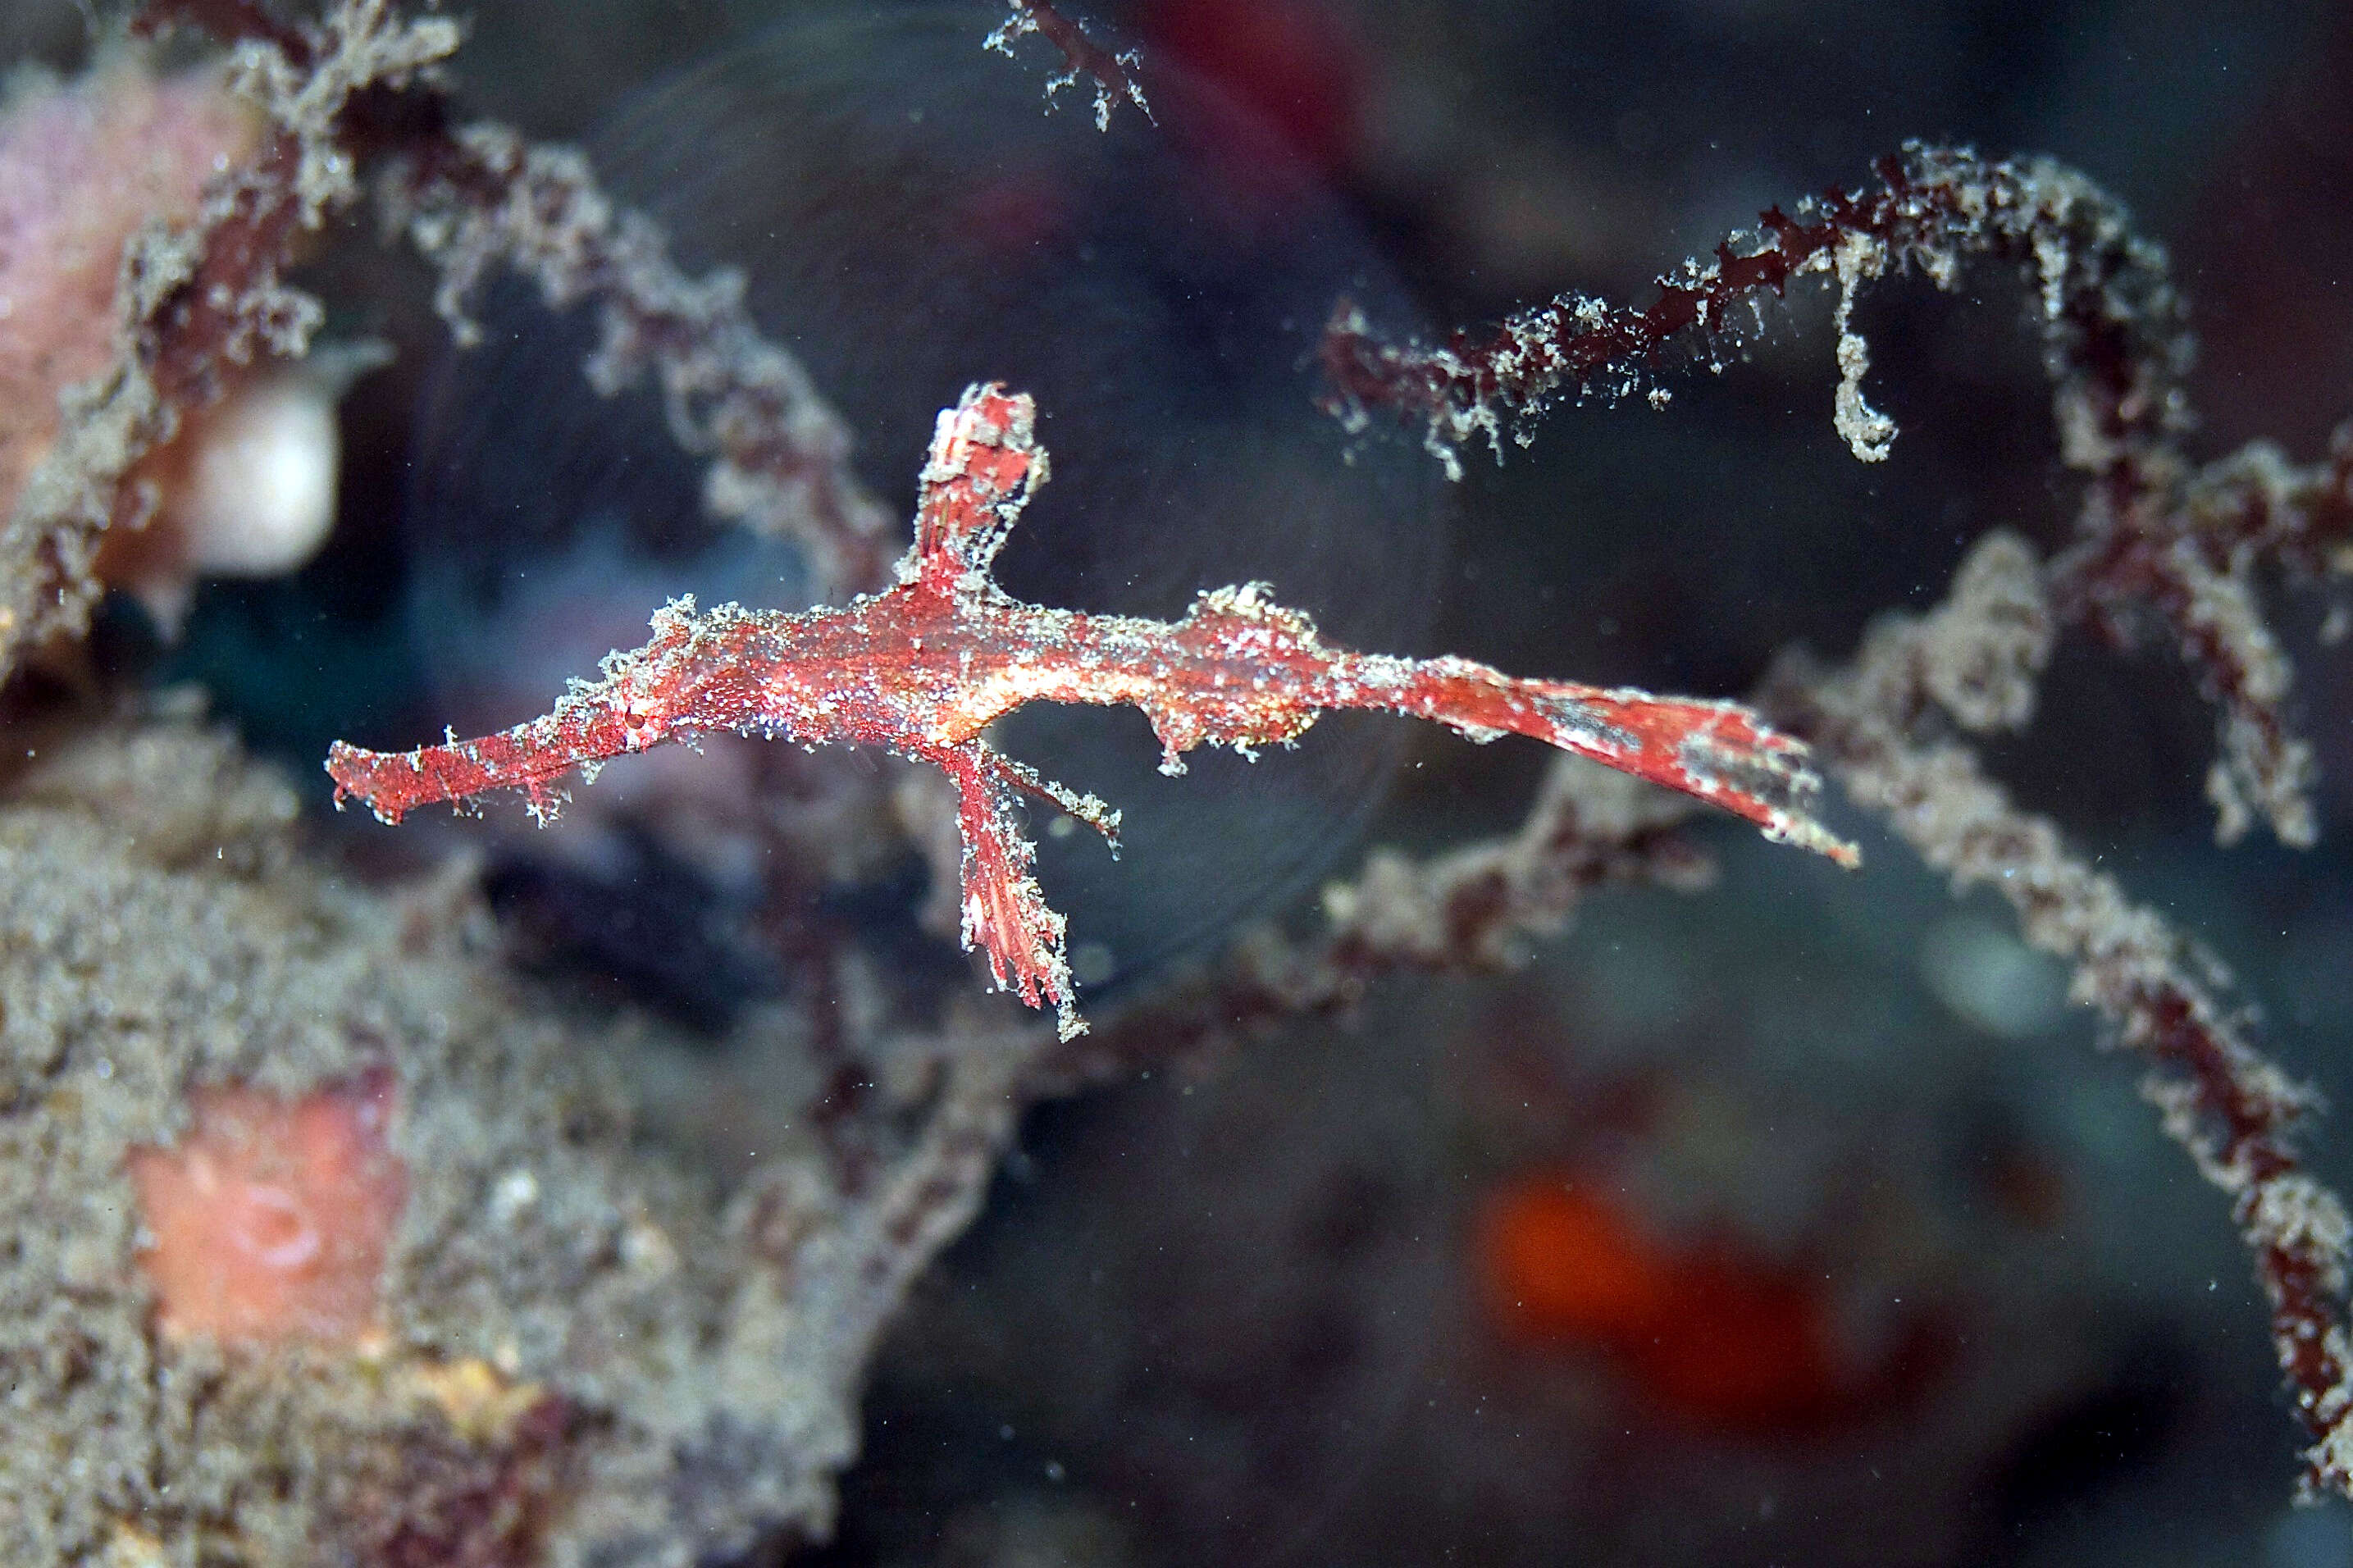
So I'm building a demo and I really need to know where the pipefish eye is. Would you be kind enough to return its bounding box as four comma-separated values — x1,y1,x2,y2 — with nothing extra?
407,2,1448,1003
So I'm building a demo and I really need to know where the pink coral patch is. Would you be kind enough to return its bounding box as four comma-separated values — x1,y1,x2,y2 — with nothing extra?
128,1070,406,1346
0,66,260,522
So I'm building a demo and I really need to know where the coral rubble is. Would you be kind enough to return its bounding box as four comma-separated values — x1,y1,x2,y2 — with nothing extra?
0,719,1022,1563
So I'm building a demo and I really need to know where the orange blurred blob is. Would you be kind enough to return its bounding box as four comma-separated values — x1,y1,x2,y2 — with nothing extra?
1478,1176,1850,1433
1481,1184,1675,1342
128,1071,406,1347
1140,0,1364,177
